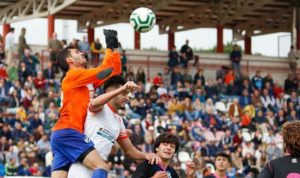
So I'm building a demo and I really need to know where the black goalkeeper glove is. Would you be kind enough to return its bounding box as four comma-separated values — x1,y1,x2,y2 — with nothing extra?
103,29,118,49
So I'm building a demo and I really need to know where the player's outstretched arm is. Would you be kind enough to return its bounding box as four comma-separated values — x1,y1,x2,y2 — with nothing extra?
70,29,121,88
92,29,121,88
89,81,139,112
117,137,161,165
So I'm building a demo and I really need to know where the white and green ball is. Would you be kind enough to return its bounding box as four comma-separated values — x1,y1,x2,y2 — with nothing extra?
130,7,156,33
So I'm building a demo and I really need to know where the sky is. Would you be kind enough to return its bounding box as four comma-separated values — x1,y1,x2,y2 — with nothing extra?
0,18,291,57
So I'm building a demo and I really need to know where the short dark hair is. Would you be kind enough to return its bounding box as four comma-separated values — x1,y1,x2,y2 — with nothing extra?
153,132,180,153
10,28,15,32
215,152,231,163
56,46,74,72
103,75,126,92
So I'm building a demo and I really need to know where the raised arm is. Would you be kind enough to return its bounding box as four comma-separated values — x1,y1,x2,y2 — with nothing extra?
117,137,160,164
68,29,122,88
89,81,139,112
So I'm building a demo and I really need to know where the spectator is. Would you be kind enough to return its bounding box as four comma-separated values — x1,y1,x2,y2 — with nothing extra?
11,122,28,142
239,89,251,107
162,67,171,89
0,78,10,105
37,134,50,157
121,50,128,76
48,32,62,73
21,49,39,75
287,45,299,74
8,61,18,82
204,152,231,178
136,67,146,84
263,73,274,88
228,98,243,121
33,71,46,95
78,35,90,54
43,62,59,93
168,46,179,69
0,35,4,64
284,73,297,94
194,68,205,85
273,82,283,99
5,157,18,176
205,80,217,101
224,69,235,85
4,28,15,66
60,39,67,48
260,88,276,111
18,28,30,58
182,68,193,84
130,124,144,150
252,70,263,91
17,158,31,176
90,38,103,66
230,44,242,78
171,66,183,87
180,39,193,68
133,132,196,178
126,66,135,81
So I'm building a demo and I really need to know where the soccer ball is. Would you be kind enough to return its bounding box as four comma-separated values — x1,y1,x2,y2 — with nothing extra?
130,7,156,33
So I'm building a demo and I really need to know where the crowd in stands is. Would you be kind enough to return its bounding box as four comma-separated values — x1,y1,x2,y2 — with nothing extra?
0,27,298,178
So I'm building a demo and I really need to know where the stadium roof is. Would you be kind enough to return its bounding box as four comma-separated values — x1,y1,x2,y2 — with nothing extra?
0,0,294,37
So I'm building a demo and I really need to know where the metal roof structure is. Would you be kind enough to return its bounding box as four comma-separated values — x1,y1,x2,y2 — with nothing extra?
0,0,295,38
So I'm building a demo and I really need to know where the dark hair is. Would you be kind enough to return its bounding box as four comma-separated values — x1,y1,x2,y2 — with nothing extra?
153,132,180,153
215,152,231,163
10,28,15,32
103,75,126,92
282,120,300,156
56,46,74,72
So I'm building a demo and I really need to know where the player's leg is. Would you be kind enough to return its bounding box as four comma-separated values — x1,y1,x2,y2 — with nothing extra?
80,149,109,178
51,170,68,178
51,132,72,178
51,129,109,178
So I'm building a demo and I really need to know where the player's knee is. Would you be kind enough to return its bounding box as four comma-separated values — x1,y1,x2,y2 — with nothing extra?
94,160,109,171
82,151,109,171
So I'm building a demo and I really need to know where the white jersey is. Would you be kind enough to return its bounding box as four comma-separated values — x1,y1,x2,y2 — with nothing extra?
68,104,127,178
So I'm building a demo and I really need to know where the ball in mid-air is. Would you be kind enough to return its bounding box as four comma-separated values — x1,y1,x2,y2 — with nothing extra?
130,7,156,33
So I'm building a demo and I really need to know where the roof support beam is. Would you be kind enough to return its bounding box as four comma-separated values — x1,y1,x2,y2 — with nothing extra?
220,0,274,25
234,7,292,35
0,0,77,24
77,0,178,31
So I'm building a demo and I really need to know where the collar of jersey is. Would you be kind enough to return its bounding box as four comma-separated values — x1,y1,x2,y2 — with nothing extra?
107,103,117,113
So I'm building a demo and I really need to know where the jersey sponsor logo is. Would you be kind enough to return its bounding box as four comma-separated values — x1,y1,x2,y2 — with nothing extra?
292,158,298,163
97,128,115,144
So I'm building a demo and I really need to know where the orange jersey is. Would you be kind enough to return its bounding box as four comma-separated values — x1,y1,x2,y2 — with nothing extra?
53,49,121,133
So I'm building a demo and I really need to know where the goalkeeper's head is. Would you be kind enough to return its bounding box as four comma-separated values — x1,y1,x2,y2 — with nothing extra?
56,46,87,72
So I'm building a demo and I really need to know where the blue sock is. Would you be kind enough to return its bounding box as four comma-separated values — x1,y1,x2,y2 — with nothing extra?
92,168,108,178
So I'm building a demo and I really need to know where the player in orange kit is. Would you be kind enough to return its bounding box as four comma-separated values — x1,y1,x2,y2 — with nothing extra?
50,29,121,178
